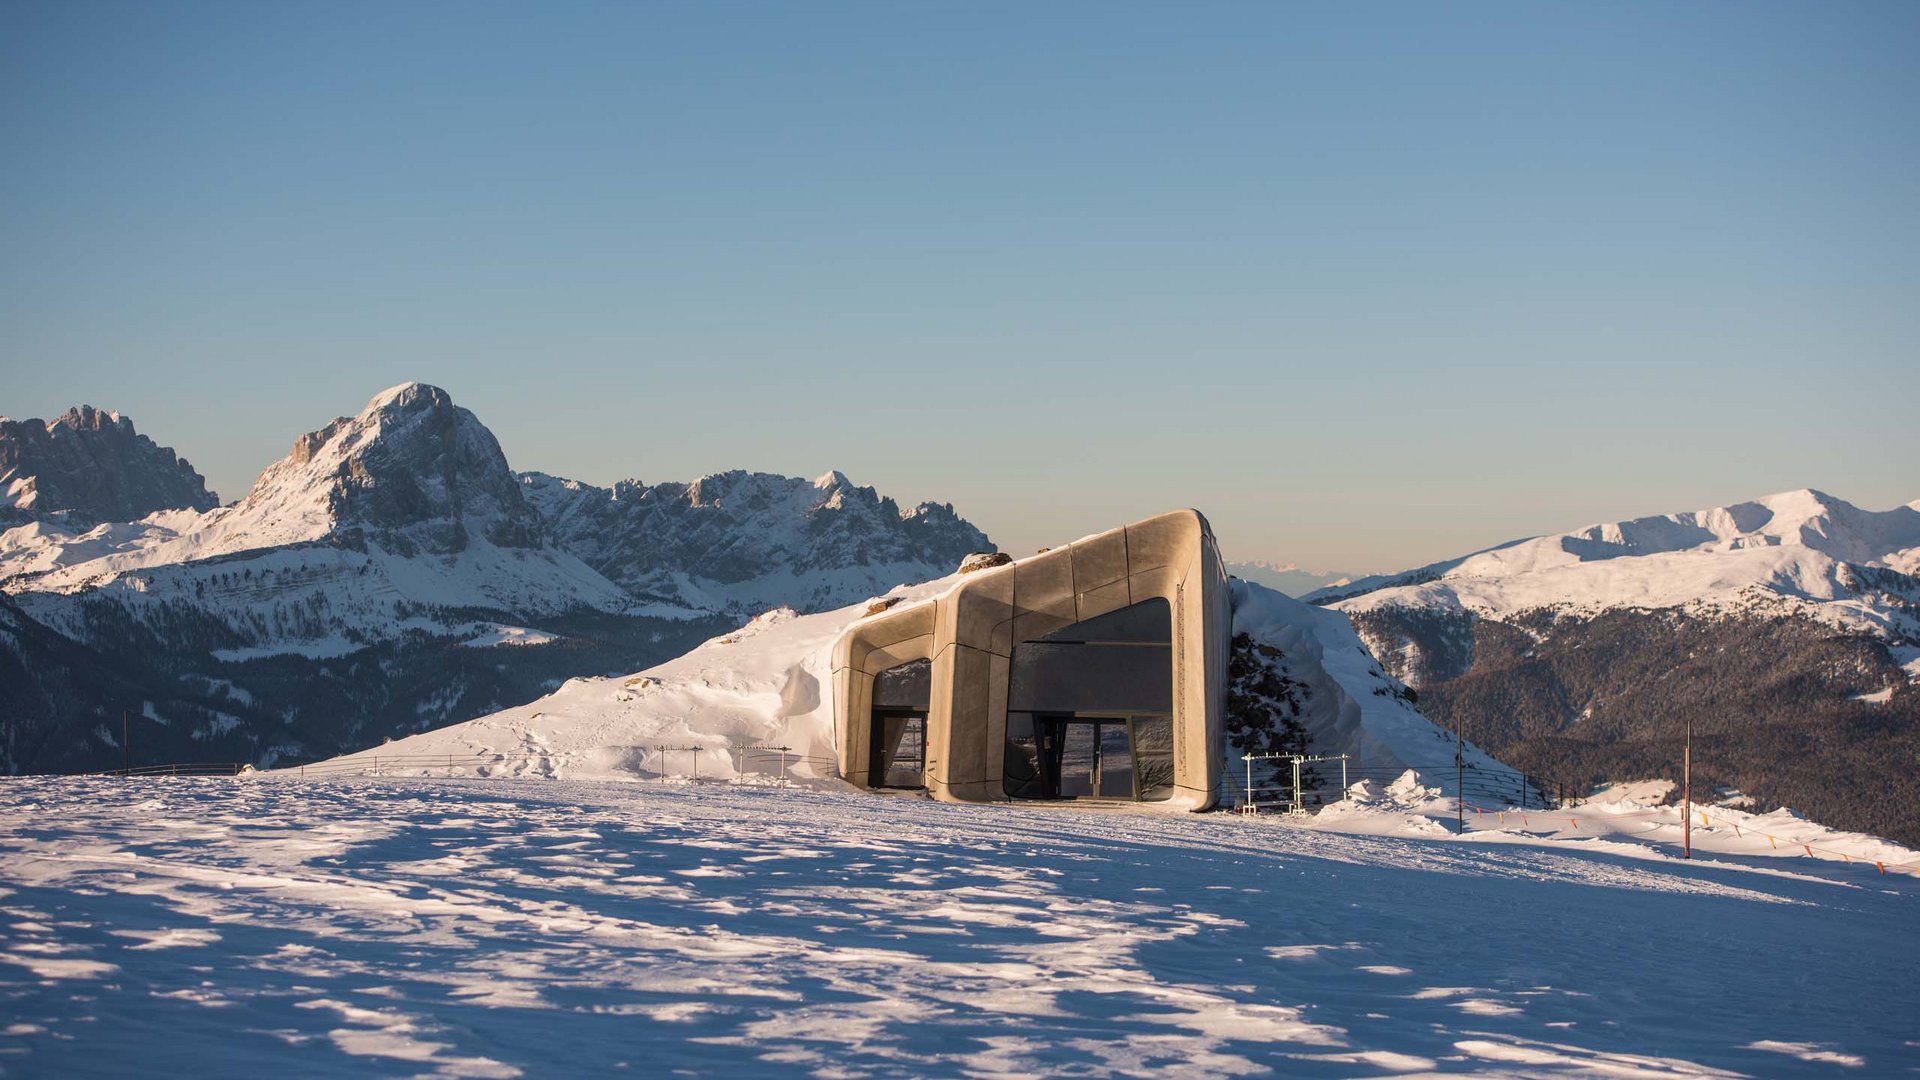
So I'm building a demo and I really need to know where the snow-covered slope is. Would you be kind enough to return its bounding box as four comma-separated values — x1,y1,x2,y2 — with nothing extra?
520,468,993,615
1317,489,1920,648
319,574,956,781
1229,580,1515,784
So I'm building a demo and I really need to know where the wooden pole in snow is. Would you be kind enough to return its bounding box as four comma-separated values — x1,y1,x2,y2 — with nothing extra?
1683,718,1692,860
1454,719,1465,834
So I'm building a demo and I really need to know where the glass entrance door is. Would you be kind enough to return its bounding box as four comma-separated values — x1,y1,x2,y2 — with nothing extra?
871,710,927,789
1047,718,1137,799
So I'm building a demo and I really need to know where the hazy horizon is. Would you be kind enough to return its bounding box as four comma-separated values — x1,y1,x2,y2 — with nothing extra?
5,2,1916,569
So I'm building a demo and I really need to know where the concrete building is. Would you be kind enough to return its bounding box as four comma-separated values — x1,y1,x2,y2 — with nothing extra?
830,509,1231,810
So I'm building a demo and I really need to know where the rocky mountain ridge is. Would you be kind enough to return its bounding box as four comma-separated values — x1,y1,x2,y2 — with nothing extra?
0,406,218,526
520,468,992,615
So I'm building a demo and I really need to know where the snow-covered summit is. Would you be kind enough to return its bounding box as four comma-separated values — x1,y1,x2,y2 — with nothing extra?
233,380,547,556
1313,489,1920,643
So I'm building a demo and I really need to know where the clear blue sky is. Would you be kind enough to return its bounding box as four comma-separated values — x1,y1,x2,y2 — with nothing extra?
3,1,1915,571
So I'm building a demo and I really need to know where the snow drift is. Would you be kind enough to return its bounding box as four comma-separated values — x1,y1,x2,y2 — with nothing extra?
336,574,1523,798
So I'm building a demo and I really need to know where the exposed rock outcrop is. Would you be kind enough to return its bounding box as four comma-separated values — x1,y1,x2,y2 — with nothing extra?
521,468,994,614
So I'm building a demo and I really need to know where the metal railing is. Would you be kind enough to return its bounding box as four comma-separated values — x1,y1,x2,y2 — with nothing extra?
1226,759,1558,813
99,762,253,778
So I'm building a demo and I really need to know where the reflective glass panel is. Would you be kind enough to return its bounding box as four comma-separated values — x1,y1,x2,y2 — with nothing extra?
1097,723,1134,798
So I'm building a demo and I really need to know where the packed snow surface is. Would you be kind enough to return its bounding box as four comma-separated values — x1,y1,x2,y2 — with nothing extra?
0,775,1914,1077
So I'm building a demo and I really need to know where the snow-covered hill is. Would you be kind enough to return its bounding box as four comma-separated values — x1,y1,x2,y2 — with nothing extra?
1315,489,1920,656
520,468,992,616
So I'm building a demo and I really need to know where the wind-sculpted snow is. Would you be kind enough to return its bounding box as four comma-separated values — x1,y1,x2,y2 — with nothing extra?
1,776,1914,1077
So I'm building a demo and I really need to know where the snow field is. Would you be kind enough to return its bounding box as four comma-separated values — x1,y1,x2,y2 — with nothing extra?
1,776,1915,1078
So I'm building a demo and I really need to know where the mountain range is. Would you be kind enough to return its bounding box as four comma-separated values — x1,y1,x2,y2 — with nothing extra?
0,383,993,773
7,386,1916,845
1224,561,1357,598
1312,489,1920,844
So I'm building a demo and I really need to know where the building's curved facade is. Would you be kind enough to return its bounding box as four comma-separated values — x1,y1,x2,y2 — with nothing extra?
830,509,1230,810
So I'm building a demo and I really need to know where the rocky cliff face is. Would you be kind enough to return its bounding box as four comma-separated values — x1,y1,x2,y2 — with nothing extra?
521,468,994,614
0,406,218,524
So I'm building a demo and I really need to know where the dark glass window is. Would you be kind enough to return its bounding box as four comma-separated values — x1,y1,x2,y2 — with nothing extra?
1002,598,1175,801
1008,597,1172,715
870,659,931,789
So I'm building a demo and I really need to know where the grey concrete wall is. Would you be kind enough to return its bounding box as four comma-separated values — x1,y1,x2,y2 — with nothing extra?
832,509,1230,810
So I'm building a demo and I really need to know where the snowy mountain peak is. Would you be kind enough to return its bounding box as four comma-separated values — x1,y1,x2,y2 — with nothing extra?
814,468,851,490
231,381,542,556
364,380,438,411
